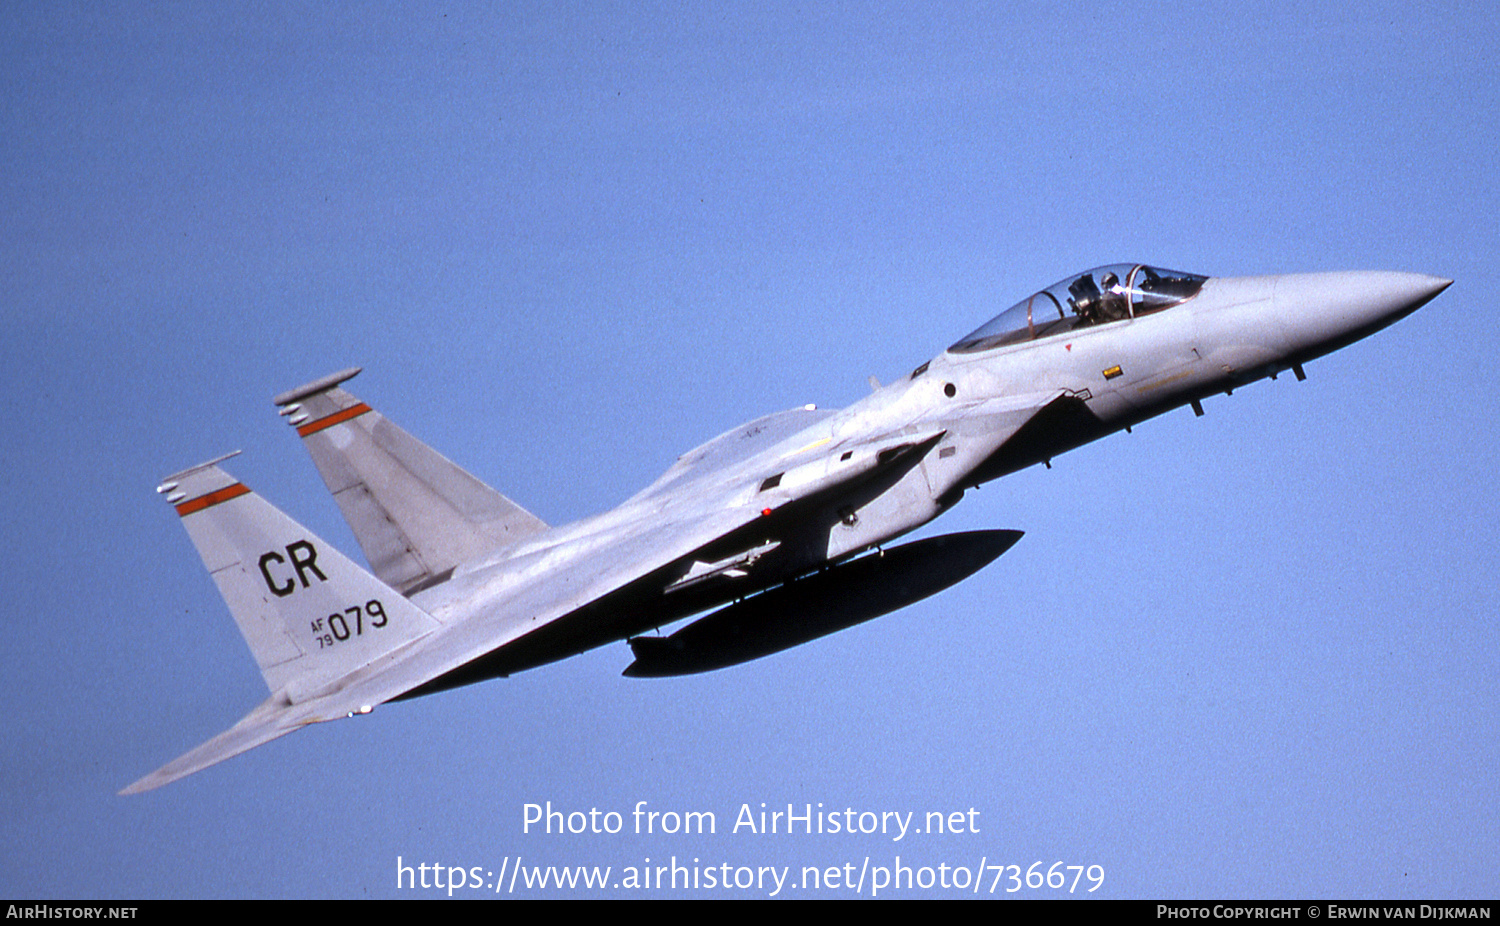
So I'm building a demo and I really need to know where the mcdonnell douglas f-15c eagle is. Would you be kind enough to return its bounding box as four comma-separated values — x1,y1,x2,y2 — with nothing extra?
124,264,1450,794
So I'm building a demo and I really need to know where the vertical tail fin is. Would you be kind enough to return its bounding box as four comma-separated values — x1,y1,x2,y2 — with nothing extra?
157,453,441,702
124,454,449,794
272,369,549,595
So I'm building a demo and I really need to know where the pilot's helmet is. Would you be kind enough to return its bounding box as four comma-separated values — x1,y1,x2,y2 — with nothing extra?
1101,272,1119,288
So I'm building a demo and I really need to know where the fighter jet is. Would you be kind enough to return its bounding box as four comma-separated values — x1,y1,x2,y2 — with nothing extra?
123,265,1449,793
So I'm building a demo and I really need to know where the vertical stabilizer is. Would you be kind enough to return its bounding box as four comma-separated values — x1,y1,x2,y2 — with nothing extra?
272,369,549,595
157,454,441,701
125,456,444,794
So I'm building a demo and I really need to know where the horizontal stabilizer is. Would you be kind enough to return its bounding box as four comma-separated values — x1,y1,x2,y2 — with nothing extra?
120,695,301,795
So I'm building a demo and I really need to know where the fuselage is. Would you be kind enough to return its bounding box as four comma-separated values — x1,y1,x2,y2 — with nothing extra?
128,264,1453,791
415,266,1449,684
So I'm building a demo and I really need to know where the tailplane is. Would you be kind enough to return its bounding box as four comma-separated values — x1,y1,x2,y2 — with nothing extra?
273,369,548,595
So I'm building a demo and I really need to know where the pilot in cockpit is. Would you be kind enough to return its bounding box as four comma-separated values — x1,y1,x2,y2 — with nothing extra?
1069,272,1129,326
1098,271,1128,322
1068,273,1103,324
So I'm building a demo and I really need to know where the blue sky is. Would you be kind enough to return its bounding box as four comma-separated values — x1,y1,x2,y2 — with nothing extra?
2,1,1495,899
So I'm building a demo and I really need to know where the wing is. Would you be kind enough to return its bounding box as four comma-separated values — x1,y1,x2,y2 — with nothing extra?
400,390,1082,684
322,500,790,696
629,403,838,502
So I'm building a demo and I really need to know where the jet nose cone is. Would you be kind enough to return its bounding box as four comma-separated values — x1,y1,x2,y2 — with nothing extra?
1274,271,1451,358
1351,271,1452,315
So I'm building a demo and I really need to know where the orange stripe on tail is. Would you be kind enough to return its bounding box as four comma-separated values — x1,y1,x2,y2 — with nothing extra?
297,403,372,437
175,483,250,516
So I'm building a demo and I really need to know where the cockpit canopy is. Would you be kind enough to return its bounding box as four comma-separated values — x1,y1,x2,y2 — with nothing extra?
948,263,1207,354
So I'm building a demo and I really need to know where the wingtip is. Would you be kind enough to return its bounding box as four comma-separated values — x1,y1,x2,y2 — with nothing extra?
119,764,176,795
